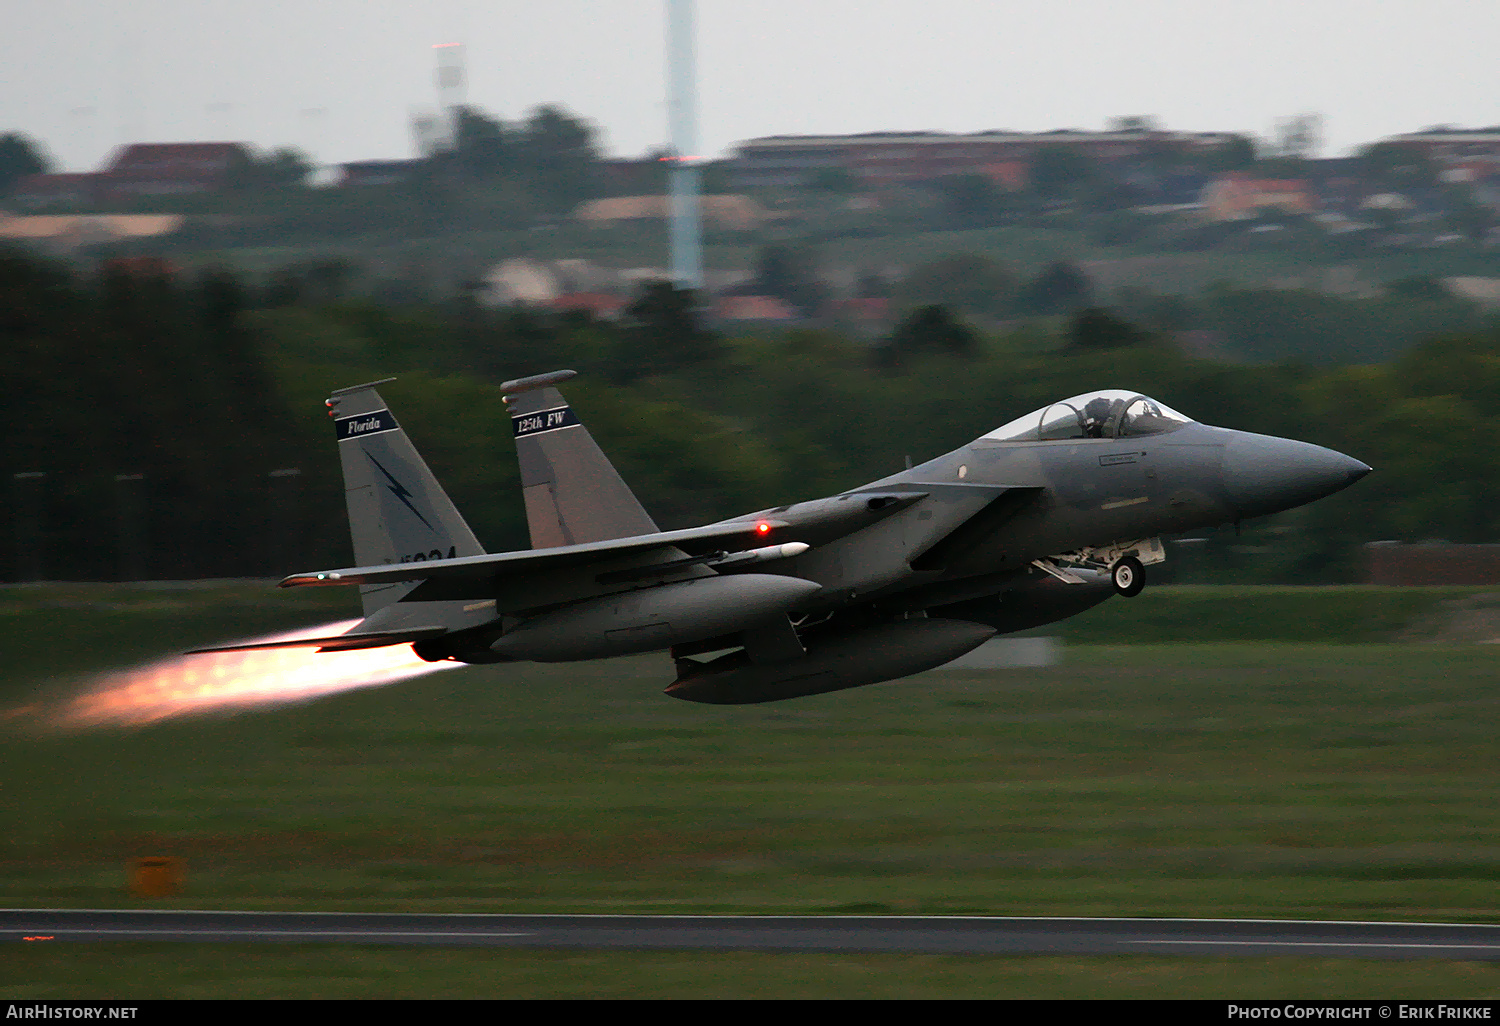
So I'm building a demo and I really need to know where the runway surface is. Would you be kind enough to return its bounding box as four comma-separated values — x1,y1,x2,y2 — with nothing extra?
6,910,1500,959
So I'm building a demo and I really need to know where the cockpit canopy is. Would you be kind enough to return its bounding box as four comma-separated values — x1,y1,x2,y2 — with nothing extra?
984,390,1194,442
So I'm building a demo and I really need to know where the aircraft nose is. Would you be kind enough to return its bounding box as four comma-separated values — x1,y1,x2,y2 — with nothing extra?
1222,433,1371,520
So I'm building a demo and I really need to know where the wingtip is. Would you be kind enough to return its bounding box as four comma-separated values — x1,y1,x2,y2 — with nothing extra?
499,369,577,394
278,571,345,588
328,377,398,397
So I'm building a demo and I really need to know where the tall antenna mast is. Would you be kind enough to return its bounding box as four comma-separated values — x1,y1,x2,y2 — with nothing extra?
666,0,704,290
434,42,468,150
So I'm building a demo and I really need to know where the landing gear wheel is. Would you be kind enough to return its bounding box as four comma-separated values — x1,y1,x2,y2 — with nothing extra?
1112,556,1145,597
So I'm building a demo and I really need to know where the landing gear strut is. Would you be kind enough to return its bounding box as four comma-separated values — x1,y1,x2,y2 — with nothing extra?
1111,556,1145,597
1036,538,1163,592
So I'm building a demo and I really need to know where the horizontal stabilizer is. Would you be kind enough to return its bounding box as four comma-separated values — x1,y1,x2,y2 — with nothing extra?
185,627,450,655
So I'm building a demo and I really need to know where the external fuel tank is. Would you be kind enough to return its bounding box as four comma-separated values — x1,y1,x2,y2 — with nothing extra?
664,617,996,705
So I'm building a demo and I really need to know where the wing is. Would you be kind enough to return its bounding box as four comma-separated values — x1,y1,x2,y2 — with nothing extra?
280,482,1040,594
278,518,793,590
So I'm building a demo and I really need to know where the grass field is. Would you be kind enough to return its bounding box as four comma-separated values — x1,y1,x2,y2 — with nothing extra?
2,583,1498,997
5,948,1499,1000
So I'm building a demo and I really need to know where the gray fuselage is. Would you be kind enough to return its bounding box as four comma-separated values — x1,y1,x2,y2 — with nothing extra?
733,419,1369,613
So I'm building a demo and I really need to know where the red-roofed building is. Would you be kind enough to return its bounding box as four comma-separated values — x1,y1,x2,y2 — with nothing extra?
729,129,1240,189
1381,128,1500,166
6,143,254,209
99,143,252,199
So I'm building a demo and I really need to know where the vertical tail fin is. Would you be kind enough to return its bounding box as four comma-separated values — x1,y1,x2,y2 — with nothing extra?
502,370,659,549
327,379,486,615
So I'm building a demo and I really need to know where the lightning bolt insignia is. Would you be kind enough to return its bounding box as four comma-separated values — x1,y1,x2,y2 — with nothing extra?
364,451,437,531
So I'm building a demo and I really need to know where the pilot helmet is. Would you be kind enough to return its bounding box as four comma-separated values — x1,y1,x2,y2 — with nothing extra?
1081,396,1116,435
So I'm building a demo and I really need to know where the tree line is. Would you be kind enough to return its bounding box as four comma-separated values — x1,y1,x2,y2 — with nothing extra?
2,246,1497,584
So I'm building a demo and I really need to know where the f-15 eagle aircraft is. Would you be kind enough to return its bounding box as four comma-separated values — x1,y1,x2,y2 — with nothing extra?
192,371,1370,704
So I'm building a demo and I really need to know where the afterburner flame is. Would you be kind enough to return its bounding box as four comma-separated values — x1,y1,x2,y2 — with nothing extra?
52,620,457,728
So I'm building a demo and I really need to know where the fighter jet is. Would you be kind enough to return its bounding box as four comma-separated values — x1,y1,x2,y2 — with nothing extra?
191,372,1370,704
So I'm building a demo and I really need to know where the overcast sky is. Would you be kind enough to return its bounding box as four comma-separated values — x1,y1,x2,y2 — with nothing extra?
4,0,1498,172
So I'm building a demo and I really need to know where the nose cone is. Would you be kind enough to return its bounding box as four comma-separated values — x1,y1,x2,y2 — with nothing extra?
1223,432,1371,519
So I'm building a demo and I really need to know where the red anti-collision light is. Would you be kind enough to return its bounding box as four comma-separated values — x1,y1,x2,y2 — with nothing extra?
755,521,771,535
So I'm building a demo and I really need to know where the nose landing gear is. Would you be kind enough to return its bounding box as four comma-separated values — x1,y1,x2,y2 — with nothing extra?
1111,556,1145,597
1034,539,1161,594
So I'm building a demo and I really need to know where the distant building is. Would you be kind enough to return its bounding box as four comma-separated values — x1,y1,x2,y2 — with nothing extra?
7,142,252,208
573,194,767,230
1200,173,1317,221
1381,127,1500,168
728,128,1240,190
102,142,252,198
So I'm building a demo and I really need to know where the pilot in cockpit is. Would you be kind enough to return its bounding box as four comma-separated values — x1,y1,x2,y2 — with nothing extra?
982,391,1195,444
1080,396,1116,438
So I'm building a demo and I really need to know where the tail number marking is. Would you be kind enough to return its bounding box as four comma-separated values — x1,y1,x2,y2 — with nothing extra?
400,547,457,563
